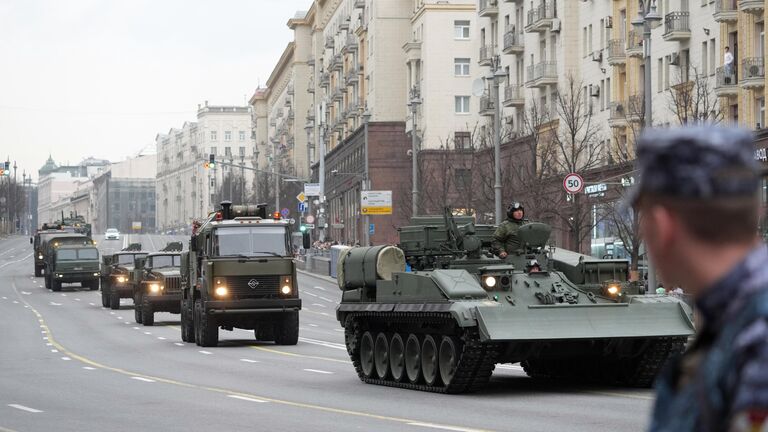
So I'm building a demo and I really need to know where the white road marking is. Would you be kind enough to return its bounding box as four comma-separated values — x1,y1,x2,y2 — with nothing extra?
61,357,71,361
41,330,46,334
132,327,140,330
303,369,333,375
82,367,96,371
8,404,43,413
131,377,155,383
75,298,81,301
48,302,61,306
46,343,52,346
298,337,347,351
311,303,326,308
13,300,19,304
320,312,330,316
227,395,268,403
2,296,7,299
50,349,58,353
109,312,115,315
174,343,185,346
124,322,130,324
240,359,260,363
304,291,318,297
407,423,485,432
144,332,152,335
157,337,166,340
313,286,326,291
60,294,67,297
199,350,212,355
309,324,319,327
21,291,31,295
24,305,29,308
334,329,344,332
88,302,95,306
116,316,123,320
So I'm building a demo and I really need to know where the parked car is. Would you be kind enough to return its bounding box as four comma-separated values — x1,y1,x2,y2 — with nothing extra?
105,228,121,240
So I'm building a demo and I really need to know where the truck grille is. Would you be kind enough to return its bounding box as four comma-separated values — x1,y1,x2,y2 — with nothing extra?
226,275,280,299
164,277,181,293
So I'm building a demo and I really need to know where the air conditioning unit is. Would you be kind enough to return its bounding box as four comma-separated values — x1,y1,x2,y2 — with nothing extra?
605,16,613,28
592,50,603,62
590,85,600,98
551,18,561,32
615,103,624,113
669,52,680,66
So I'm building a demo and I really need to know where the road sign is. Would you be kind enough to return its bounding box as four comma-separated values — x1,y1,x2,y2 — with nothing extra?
298,202,307,213
304,183,321,196
369,224,375,235
304,223,315,229
305,215,315,224
296,192,306,202
281,208,290,218
131,221,142,230
563,173,584,194
361,190,392,215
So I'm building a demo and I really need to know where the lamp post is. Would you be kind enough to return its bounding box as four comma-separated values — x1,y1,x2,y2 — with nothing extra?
239,153,245,204
407,86,421,217
632,0,661,292
362,108,372,246
486,56,507,225
271,138,280,212
318,105,328,242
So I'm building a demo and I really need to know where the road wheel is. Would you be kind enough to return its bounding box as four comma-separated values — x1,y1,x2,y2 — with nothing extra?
405,333,422,384
101,286,109,308
421,335,439,386
51,280,62,292
141,296,154,326
109,290,120,310
194,299,218,347
389,333,405,382
274,311,299,345
180,298,194,343
44,274,51,289
359,331,375,378
88,280,99,291
374,332,390,380
439,336,460,387
134,294,143,324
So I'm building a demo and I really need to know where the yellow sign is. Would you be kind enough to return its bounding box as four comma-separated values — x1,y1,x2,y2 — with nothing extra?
361,206,392,215
296,192,306,202
361,191,392,215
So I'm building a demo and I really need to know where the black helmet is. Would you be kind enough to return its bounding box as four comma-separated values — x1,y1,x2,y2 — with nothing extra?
507,202,524,220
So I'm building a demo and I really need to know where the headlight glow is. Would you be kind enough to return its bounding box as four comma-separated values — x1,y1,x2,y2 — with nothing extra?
38,254,43,259
280,276,293,295
607,285,620,295
149,283,161,293
116,276,126,283
93,273,99,277
214,286,228,296
484,276,497,288
281,285,291,295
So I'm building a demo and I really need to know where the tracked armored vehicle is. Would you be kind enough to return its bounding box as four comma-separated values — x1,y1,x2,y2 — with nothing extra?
336,209,695,393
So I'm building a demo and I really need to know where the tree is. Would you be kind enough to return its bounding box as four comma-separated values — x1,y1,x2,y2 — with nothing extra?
667,67,723,126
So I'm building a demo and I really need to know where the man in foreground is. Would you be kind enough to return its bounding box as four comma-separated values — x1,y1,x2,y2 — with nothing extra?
629,127,768,431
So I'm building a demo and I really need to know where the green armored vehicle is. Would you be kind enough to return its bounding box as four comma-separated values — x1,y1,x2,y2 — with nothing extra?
180,202,308,347
100,243,148,310
41,233,95,289
133,243,183,326
45,244,101,292
335,209,695,393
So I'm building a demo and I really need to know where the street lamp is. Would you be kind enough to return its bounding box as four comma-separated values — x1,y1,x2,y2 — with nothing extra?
407,86,421,217
362,107,372,246
486,55,507,225
271,138,281,212
632,0,661,292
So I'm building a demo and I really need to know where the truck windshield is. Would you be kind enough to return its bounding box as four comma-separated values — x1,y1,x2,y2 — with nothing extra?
117,254,146,265
214,226,289,257
148,255,180,268
57,248,99,260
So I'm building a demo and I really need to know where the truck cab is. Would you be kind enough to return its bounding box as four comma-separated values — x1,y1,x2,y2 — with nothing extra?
33,229,66,277
41,233,94,289
101,246,148,310
47,244,101,292
133,251,182,326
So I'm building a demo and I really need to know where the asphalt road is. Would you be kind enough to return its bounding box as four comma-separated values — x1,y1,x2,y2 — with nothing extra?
0,234,656,432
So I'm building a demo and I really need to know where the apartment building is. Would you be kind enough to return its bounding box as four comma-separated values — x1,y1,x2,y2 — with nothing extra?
37,156,110,225
155,102,255,231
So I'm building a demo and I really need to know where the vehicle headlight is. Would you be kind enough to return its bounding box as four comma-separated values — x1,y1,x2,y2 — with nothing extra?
149,283,162,293
56,274,63,278
214,286,228,297
484,276,497,288
93,273,99,277
281,276,293,295
38,254,43,259
116,276,126,283
604,284,621,297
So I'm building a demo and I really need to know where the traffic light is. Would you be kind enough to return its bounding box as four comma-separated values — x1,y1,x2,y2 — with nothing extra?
203,162,210,169
299,225,307,232
0,168,4,176
208,154,216,168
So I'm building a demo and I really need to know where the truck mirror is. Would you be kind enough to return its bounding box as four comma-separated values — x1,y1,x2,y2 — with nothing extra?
302,231,311,249
29,237,33,244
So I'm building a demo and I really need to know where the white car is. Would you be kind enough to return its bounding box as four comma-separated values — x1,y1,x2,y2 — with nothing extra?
105,228,121,240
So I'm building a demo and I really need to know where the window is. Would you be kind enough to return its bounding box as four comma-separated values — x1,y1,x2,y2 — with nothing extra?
588,24,593,53
583,27,588,55
658,58,664,92
455,168,472,190
210,146,217,155
709,38,716,76
239,131,246,141
455,96,470,113
664,56,670,89
224,131,231,141
454,131,471,149
757,97,765,128
454,20,470,39
225,147,231,157
210,131,217,141
702,41,708,76
239,146,246,157
454,58,470,76
600,79,605,111
606,78,611,111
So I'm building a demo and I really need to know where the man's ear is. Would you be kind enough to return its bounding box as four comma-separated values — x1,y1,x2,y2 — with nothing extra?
648,205,678,250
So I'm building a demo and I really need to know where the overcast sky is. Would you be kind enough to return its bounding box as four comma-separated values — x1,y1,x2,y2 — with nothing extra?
0,0,312,181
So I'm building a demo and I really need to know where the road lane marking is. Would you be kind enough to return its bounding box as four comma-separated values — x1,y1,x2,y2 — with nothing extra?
311,303,327,308
7,404,43,413
304,291,318,297
227,395,268,403
82,367,96,370
75,298,80,301
303,369,333,375
133,327,140,330
240,359,260,363
309,324,318,327
124,322,130,324
157,337,166,340
48,302,61,306
298,337,347,351
116,316,123,320
408,423,486,432
199,350,212,355
60,294,67,297
51,349,58,353
314,286,326,291
21,291,31,295
174,343,184,346
13,301,19,304
88,303,95,306
319,296,334,303
248,345,350,364
143,332,152,335
61,357,71,361
131,377,156,383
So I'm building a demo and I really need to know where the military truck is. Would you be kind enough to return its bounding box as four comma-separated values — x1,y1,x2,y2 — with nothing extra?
41,233,95,288
32,229,67,277
180,201,309,347
335,209,695,393
100,244,148,310
45,244,101,292
51,212,92,238
133,243,183,326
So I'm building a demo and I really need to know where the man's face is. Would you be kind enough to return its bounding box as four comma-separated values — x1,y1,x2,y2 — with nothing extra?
512,209,524,220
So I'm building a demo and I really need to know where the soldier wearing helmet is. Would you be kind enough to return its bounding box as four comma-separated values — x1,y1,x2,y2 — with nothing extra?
492,202,527,259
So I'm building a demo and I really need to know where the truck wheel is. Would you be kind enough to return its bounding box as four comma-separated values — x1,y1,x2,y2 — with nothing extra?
134,294,143,324
141,296,154,326
109,290,120,310
88,280,99,291
180,298,194,343
274,311,299,346
51,280,62,292
101,287,109,308
194,299,218,347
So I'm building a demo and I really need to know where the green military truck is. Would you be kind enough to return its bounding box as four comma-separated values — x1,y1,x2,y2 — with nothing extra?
41,233,95,289
32,229,67,277
180,202,309,347
133,243,183,326
100,244,148,310
45,244,101,292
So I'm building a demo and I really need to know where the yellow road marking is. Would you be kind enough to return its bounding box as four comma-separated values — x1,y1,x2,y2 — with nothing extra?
9,281,492,431
0,426,21,432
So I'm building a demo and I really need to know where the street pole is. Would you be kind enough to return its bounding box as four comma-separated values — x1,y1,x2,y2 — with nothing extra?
273,140,280,212
319,115,327,242
492,58,504,225
362,109,371,246
409,86,421,217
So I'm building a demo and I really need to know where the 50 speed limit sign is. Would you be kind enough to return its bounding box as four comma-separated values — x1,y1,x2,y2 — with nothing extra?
563,173,584,194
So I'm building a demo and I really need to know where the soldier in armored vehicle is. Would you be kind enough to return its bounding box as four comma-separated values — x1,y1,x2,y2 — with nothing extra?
492,202,527,258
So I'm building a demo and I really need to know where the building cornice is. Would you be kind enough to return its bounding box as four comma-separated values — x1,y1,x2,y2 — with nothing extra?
266,42,295,93
412,3,476,23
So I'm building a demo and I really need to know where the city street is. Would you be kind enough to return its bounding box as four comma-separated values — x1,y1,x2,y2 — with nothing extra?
0,234,655,432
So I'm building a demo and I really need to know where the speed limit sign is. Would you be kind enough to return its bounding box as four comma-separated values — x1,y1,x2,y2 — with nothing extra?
563,173,584,194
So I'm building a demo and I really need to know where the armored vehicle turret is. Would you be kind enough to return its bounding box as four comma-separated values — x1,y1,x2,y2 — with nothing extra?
336,209,694,393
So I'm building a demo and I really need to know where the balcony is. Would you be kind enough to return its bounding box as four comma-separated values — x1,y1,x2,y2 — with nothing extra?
339,18,349,31
344,35,358,53
525,61,558,88
502,85,525,107
331,54,343,71
740,57,765,89
663,12,690,42
739,0,764,14
479,0,498,17
306,108,315,121
319,72,330,88
626,30,643,57
346,66,360,84
325,36,334,49
479,96,495,116
332,88,344,101
479,44,495,66
502,29,523,54
606,39,626,66
307,56,315,66
307,78,315,93
608,101,628,128
287,84,294,95
354,0,365,8
714,66,739,97
347,103,360,118
714,0,738,22
525,1,556,33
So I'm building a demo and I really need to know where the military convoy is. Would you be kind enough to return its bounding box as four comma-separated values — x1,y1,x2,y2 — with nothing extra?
132,242,183,326
335,209,695,393
100,243,148,310
179,202,307,347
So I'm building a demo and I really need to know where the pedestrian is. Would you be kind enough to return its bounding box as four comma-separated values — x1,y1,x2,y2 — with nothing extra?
724,46,734,81
627,127,768,432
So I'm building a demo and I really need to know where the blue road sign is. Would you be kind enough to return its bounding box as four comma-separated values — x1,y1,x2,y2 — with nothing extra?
369,223,375,235
281,208,290,218
298,202,307,213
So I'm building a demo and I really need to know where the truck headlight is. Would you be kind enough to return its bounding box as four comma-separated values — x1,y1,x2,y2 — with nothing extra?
116,276,126,283
149,283,162,293
214,286,228,297
56,274,63,278
281,276,293,295
93,273,99,277
603,283,622,297
38,254,43,259
484,276,497,288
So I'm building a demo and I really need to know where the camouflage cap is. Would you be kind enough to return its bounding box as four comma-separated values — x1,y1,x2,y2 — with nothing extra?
626,126,760,207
